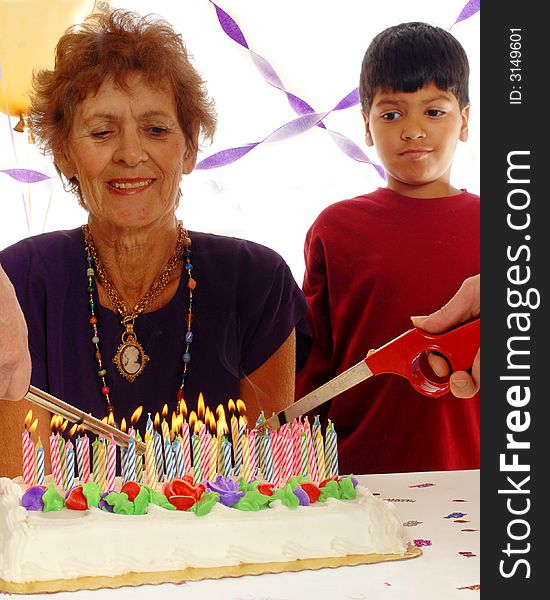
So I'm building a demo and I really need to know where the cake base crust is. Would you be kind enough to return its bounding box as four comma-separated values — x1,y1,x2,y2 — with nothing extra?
0,544,421,594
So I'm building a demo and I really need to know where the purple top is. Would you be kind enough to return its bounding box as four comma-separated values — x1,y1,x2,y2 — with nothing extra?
0,228,309,420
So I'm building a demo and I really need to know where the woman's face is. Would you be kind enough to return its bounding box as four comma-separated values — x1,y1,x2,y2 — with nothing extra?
58,73,196,231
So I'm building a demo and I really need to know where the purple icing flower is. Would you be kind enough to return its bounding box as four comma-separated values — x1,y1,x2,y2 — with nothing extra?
99,491,114,512
22,486,46,511
206,475,243,507
293,486,310,506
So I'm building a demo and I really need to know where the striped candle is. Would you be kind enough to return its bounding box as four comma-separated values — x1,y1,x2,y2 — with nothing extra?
282,428,293,484
135,431,143,484
312,415,322,444
241,433,252,482
75,435,83,481
234,424,244,476
304,419,319,481
22,430,34,486
181,422,192,475
325,421,339,477
58,434,67,490
208,436,217,481
247,430,257,478
49,432,62,487
292,422,302,476
97,439,108,493
230,415,239,466
191,433,202,482
153,430,164,481
107,435,117,491
35,438,45,485
271,431,283,486
66,440,75,492
262,431,274,483
80,434,91,483
172,436,184,478
125,429,136,483
164,432,176,482
315,430,326,482
299,431,309,477
220,436,232,477
144,431,157,489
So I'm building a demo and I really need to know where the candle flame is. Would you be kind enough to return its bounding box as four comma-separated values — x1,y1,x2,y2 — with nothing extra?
162,403,168,419
178,398,188,419
189,410,197,432
68,423,78,438
236,399,247,416
171,411,179,434
154,412,161,429
131,406,143,425
194,419,202,435
29,418,39,436
107,412,115,427
216,414,228,438
227,399,236,413
206,408,216,433
60,419,68,434
197,392,205,420
216,404,226,421
238,415,246,428
50,414,57,431
120,418,127,433
24,410,33,429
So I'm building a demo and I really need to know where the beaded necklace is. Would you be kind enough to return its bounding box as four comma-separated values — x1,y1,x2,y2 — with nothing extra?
83,223,196,417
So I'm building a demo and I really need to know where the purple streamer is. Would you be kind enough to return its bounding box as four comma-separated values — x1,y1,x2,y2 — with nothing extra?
204,1,382,174
452,0,480,27
0,168,52,183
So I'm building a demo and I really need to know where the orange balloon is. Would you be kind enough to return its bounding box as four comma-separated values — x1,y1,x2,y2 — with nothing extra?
0,0,100,118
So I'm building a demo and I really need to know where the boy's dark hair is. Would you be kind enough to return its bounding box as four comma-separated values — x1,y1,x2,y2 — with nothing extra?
359,22,470,113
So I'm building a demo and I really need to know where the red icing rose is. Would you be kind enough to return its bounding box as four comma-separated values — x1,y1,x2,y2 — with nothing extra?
168,495,196,511
65,486,88,510
300,482,321,503
120,481,141,501
319,476,339,488
257,483,275,496
163,477,206,510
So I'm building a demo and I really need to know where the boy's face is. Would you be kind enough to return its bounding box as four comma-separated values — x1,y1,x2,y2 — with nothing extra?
363,83,469,198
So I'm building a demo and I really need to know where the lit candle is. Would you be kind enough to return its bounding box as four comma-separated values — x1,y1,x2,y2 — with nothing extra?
282,426,293,484
262,431,274,483
66,439,75,492
153,413,165,481
220,435,232,477
163,428,176,482
181,420,192,475
135,430,143,484
120,418,128,483
35,438,45,485
271,430,283,486
125,428,136,483
248,430,257,478
22,412,35,486
191,432,202,482
172,436,184,478
144,430,157,489
325,420,339,477
58,421,68,490
107,434,117,491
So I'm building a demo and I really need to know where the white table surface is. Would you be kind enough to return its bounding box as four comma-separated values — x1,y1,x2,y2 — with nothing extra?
2,469,480,600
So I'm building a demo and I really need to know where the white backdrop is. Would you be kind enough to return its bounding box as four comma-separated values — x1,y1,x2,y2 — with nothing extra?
0,0,479,284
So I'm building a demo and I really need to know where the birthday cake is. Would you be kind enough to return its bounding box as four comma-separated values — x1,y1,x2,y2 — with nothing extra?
1,409,418,593
0,472,416,593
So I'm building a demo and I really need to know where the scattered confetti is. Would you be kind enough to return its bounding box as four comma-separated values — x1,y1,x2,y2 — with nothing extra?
385,498,416,502
403,520,423,527
409,482,435,488
384,582,392,587
459,551,477,558
461,528,478,532
457,584,480,591
452,499,468,502
454,519,471,523
445,512,467,519
413,539,432,547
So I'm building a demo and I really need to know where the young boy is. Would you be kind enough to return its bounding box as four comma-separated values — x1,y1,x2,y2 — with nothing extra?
295,22,479,475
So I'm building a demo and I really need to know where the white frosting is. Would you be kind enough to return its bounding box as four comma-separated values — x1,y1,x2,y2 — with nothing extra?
0,477,409,584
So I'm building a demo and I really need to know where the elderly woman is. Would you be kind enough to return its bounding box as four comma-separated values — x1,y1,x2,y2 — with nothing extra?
0,9,308,475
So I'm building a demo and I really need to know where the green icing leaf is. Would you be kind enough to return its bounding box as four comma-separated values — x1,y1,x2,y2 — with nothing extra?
233,490,271,512
148,489,176,511
42,482,65,512
82,482,101,508
338,476,357,500
191,491,220,516
105,492,135,515
319,480,341,502
288,475,307,489
269,484,300,509
132,487,150,515
237,478,260,492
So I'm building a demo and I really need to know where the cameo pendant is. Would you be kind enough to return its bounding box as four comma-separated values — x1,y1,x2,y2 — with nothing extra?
112,321,149,382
